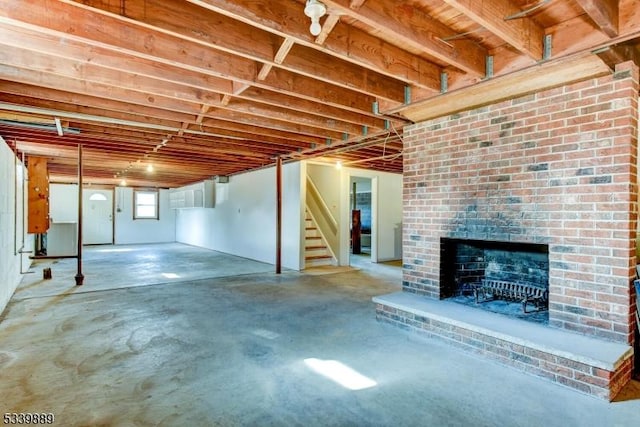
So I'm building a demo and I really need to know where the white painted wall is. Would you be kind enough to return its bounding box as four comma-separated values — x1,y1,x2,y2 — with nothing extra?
306,162,402,263
351,176,372,193
49,184,175,245
0,137,32,315
114,187,175,244
307,163,342,221
175,162,303,270
50,183,79,222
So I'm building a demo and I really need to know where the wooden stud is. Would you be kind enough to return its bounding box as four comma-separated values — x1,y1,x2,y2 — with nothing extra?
27,156,49,234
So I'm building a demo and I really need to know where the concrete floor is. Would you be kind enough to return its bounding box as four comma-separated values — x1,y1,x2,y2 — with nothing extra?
1,243,639,426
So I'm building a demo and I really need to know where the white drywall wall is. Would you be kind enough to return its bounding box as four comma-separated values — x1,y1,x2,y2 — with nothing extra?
50,183,79,222
307,163,342,221
0,137,32,315
114,187,175,244
49,185,175,245
175,162,303,270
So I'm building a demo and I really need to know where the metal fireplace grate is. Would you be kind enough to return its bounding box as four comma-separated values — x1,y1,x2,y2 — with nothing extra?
474,279,548,314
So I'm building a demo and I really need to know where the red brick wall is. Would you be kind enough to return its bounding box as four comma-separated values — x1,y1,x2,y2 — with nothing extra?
402,61,639,345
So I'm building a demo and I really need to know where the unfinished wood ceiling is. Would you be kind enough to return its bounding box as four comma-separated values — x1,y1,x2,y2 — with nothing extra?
0,0,639,187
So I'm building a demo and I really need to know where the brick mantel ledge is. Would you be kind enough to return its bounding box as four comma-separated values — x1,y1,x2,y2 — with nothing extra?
374,292,634,400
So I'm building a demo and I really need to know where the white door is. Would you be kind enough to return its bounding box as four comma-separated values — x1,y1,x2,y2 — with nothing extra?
83,189,113,244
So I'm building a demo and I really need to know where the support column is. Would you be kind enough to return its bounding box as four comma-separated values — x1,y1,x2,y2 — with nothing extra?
275,157,282,274
75,144,84,286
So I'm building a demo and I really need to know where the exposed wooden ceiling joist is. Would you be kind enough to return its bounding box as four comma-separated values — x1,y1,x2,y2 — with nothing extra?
0,0,638,187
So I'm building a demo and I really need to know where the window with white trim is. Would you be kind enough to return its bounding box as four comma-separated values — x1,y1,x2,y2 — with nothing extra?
134,190,159,219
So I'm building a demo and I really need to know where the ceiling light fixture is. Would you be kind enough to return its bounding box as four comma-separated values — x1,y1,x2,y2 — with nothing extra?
146,164,154,173
304,0,327,36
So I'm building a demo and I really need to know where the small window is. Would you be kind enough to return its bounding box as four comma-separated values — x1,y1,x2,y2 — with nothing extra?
134,190,159,219
89,193,108,201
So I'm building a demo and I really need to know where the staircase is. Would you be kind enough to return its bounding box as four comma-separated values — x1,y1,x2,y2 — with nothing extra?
304,210,335,268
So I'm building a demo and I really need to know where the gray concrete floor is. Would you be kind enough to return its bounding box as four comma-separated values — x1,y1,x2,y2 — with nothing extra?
1,243,639,426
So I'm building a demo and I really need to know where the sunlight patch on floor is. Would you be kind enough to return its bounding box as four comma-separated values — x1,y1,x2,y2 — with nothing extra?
304,358,377,390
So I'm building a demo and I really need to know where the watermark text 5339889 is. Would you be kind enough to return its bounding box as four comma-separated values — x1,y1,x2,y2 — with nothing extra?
3,413,55,424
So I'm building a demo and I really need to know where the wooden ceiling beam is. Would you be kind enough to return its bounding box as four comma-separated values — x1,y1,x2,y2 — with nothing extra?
0,64,367,143
188,122,318,147
0,64,202,116
15,141,267,170
75,0,405,102
320,0,487,76
314,14,340,45
349,0,368,10
545,3,640,58
1,0,377,114
257,66,376,113
0,0,256,80
238,87,387,129
0,92,318,151
574,0,619,37
90,120,314,151
442,0,544,60
278,43,401,110
9,129,289,162
395,53,611,123
195,105,211,125
7,129,161,152
274,37,296,64
0,24,235,96
74,117,316,153
215,99,367,136
0,45,224,107
186,0,441,91
595,44,640,68
0,83,195,125
203,108,346,141
167,134,272,151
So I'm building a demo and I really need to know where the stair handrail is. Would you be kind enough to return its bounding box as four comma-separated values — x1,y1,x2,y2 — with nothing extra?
306,176,338,235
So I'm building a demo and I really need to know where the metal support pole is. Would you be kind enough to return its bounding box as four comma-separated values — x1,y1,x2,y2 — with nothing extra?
75,144,84,286
13,150,18,255
275,157,282,274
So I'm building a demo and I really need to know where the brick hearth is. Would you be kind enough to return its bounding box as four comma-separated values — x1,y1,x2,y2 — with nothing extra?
380,61,639,399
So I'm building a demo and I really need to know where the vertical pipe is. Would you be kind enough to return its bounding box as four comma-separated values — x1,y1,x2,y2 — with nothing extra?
275,157,282,274
21,152,25,251
13,151,17,255
75,144,84,286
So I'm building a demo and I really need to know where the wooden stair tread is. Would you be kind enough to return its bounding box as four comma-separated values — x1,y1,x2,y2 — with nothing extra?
305,255,333,260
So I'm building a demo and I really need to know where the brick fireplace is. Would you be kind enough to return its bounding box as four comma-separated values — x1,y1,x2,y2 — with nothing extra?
375,61,638,400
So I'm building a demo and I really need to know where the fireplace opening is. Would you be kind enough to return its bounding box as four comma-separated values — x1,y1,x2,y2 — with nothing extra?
440,238,549,324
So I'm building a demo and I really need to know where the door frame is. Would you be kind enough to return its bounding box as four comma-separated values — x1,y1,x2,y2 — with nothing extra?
340,173,378,265
83,185,115,245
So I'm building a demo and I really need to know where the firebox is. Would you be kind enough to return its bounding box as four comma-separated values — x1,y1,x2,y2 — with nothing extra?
440,238,549,323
